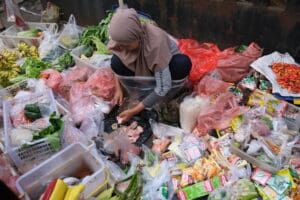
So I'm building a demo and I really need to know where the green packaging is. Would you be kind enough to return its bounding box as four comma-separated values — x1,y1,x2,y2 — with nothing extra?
177,175,227,200
267,175,290,195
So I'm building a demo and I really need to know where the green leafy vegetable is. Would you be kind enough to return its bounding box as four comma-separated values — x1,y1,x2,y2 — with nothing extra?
53,52,75,71
91,36,110,54
17,28,42,37
33,112,64,151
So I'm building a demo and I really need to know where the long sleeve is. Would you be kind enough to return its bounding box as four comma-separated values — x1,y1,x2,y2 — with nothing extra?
142,66,172,108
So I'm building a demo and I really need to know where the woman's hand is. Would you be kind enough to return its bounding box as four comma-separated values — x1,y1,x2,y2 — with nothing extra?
113,77,124,105
117,102,145,123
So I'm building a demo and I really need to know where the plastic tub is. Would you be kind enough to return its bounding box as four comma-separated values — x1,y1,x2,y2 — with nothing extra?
16,143,107,200
0,22,58,48
3,89,58,171
70,45,112,69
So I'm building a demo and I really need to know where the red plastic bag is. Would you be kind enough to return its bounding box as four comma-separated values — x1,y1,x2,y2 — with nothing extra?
196,75,232,97
216,42,262,83
178,39,219,82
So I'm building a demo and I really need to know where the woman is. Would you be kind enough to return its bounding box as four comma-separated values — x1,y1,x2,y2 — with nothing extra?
109,8,191,123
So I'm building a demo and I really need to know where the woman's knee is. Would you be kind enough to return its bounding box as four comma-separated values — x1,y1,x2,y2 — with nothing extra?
111,55,134,76
169,54,192,80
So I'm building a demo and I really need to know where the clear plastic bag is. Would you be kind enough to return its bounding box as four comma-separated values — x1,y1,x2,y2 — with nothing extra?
79,110,104,140
38,31,60,60
142,161,174,200
179,94,209,133
150,119,184,138
5,0,25,26
62,120,89,147
196,75,232,97
58,15,82,49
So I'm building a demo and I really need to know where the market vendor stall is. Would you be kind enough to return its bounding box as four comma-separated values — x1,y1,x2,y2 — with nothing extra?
0,3,299,200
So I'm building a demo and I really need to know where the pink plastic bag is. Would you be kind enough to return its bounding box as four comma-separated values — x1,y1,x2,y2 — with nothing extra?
86,67,115,101
178,39,219,82
216,42,262,83
57,66,95,101
40,69,63,92
196,75,232,97
196,92,242,136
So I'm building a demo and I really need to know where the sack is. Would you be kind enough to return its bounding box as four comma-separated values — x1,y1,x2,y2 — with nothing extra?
178,39,219,82
58,15,82,49
216,42,262,83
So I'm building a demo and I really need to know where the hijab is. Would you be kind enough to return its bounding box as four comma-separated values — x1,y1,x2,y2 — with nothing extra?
108,9,172,76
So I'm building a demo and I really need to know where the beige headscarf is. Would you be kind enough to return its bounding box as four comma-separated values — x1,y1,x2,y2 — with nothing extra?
108,9,172,76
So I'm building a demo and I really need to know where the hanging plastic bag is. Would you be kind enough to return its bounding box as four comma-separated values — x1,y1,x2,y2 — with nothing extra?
41,2,60,23
5,0,25,26
178,39,219,82
215,42,262,83
58,15,82,49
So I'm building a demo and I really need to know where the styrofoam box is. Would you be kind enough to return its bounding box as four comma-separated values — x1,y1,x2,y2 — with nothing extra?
16,143,106,200
3,89,58,170
0,22,58,48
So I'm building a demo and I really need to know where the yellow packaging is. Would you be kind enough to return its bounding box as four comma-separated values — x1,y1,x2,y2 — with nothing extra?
64,184,85,200
49,179,68,200
277,168,296,189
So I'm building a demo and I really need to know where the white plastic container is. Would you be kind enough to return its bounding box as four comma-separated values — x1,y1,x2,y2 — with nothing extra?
70,45,112,69
3,89,58,171
16,143,107,200
0,22,58,48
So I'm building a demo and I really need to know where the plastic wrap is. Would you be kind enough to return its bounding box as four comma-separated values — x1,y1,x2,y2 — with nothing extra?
62,120,89,147
85,67,115,101
79,111,104,140
38,31,59,60
5,0,25,26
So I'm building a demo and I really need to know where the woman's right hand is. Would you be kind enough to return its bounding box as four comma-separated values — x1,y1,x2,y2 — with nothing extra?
113,77,124,105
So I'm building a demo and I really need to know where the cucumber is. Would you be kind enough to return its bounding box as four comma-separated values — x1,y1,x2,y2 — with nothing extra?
24,111,42,120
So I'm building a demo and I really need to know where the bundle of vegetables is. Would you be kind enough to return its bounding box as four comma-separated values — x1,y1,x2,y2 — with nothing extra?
15,42,39,58
32,112,64,151
0,49,20,87
96,170,143,200
52,51,75,71
79,11,113,52
10,57,52,83
272,62,300,93
17,28,43,38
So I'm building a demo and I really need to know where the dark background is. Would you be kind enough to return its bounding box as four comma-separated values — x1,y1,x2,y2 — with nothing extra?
42,0,300,62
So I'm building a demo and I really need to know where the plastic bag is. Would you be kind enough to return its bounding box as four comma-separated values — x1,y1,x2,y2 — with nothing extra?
40,69,63,92
180,134,207,163
179,94,209,133
216,42,262,83
79,110,104,140
5,0,25,26
41,2,60,23
196,75,232,97
196,92,242,136
178,39,219,82
103,158,127,181
86,67,115,101
62,120,89,147
142,161,173,200
58,15,82,49
38,31,60,60
150,119,184,138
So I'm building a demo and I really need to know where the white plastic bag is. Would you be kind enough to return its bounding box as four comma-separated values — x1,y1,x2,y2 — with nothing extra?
58,15,82,49
179,94,209,133
5,0,25,26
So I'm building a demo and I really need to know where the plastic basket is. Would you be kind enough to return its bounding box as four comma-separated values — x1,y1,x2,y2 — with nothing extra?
0,79,37,102
3,89,58,171
16,143,107,200
0,22,58,48
70,45,112,69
